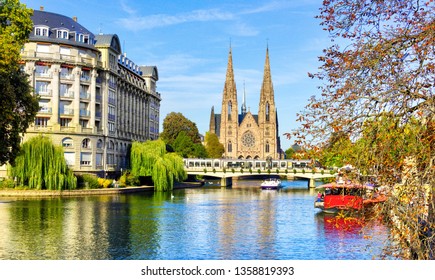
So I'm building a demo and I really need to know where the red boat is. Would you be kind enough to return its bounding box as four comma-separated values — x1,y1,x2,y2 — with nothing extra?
314,182,387,214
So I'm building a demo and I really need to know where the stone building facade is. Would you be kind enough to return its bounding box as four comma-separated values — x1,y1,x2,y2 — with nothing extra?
3,8,161,177
209,47,282,160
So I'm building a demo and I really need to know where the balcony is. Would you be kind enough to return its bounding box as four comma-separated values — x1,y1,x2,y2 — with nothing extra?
80,92,90,100
80,109,90,117
60,91,74,99
35,72,52,78
60,108,74,115
38,107,52,114
95,111,102,119
36,90,52,97
96,94,102,103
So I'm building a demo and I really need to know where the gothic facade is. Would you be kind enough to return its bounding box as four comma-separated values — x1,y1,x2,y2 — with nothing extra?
209,47,282,160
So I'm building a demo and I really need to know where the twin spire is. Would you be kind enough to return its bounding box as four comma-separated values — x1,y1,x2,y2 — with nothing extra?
222,44,274,115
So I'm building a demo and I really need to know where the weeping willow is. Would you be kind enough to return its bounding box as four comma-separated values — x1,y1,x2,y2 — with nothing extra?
130,140,187,191
9,135,77,190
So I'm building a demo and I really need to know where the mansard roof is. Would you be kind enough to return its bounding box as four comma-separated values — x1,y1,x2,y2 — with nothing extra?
30,10,96,50
94,34,122,54
140,66,159,81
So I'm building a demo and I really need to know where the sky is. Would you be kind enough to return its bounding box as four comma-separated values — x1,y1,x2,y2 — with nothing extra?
21,0,332,150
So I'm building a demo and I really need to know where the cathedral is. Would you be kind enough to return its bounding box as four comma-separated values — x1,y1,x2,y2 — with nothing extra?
209,47,283,160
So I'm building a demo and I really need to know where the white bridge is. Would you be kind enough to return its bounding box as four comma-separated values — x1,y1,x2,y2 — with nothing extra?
183,158,337,188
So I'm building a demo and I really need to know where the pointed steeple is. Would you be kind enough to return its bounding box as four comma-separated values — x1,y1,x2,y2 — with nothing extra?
260,46,274,103
209,106,216,133
241,81,247,115
223,45,237,99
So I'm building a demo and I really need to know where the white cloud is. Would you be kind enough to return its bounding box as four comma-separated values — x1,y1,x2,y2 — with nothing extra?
117,9,235,31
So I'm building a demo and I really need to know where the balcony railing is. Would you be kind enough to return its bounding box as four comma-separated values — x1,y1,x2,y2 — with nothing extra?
38,107,52,114
80,109,90,117
60,108,74,115
36,90,52,97
60,91,74,98
80,92,90,99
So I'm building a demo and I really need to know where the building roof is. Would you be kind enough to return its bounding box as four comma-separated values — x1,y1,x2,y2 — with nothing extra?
30,10,97,50
94,34,122,53
32,10,93,36
140,66,159,81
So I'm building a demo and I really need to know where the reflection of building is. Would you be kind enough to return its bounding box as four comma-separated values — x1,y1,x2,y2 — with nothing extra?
209,47,282,159
13,8,160,177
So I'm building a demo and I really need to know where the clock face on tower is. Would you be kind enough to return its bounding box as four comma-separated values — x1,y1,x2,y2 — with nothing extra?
241,131,255,148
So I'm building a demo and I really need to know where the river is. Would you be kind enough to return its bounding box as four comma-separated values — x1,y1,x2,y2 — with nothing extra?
0,179,390,260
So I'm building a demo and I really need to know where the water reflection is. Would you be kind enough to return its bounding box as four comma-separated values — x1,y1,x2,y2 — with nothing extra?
0,179,390,260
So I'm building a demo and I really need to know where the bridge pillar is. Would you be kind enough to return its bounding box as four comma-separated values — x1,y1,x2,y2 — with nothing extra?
220,177,232,187
308,178,316,188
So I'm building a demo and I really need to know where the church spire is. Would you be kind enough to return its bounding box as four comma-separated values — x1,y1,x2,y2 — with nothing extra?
260,46,274,103
241,80,247,115
223,45,237,99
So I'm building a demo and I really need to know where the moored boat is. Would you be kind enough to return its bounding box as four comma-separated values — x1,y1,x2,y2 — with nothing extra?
314,182,387,213
260,178,282,190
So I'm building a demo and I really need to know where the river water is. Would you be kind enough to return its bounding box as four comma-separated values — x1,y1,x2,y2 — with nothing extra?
0,179,390,260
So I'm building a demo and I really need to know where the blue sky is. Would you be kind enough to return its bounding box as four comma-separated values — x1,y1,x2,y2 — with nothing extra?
22,0,331,150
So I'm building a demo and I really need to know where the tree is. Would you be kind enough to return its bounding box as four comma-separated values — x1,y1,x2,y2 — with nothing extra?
160,112,202,146
130,139,187,191
0,0,39,165
205,132,224,158
291,0,435,259
9,135,77,190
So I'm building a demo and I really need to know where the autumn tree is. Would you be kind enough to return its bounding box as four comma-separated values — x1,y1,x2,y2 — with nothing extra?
0,0,39,165
292,0,435,259
204,132,224,158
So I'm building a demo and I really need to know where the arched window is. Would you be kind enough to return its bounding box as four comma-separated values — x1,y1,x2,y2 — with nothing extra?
108,140,114,150
265,141,270,153
62,137,73,148
81,138,91,149
228,141,232,153
97,139,103,149
266,102,270,122
228,101,232,121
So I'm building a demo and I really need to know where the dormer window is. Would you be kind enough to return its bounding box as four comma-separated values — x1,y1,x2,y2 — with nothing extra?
35,26,49,37
56,29,69,39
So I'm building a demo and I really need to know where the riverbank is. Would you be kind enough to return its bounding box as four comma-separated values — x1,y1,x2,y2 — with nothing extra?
0,181,203,197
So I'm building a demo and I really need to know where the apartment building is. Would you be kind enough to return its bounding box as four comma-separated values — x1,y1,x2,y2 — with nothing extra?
12,8,161,177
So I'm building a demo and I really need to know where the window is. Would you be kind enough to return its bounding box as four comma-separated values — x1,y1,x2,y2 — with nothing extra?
266,102,270,122
227,101,232,121
228,141,232,153
81,138,91,149
35,26,49,37
108,140,114,150
96,153,103,166
60,118,71,127
265,141,270,153
57,29,69,39
64,152,75,166
62,137,73,148
97,139,103,149
35,117,49,127
80,152,92,165
35,65,50,77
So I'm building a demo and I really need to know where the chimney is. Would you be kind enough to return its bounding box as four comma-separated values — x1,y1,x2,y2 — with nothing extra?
40,6,44,11
72,16,77,22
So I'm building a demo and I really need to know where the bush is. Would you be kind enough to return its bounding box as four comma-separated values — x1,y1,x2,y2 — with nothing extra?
276,169,280,174
240,168,244,173
0,178,15,189
293,169,297,174
77,174,99,189
203,168,207,173
213,168,216,173
267,169,271,174
249,168,253,174
231,168,235,173
98,178,113,188
257,169,261,174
